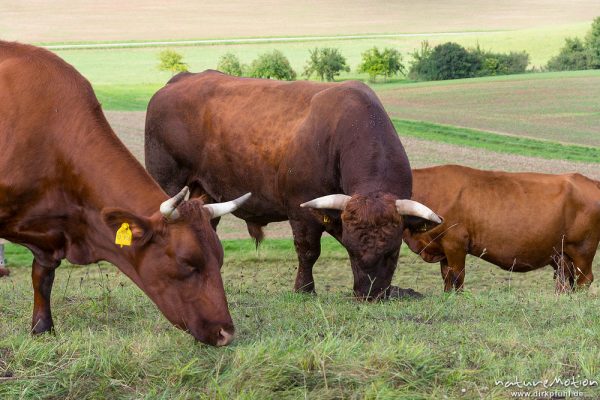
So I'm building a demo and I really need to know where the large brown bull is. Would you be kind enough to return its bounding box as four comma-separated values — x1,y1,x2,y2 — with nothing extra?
0,42,250,346
403,165,600,292
144,70,441,299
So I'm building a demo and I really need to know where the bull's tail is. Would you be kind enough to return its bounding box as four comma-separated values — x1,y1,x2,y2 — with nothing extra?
246,222,265,249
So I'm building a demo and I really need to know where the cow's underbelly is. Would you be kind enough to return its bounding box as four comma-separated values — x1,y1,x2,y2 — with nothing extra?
476,250,552,272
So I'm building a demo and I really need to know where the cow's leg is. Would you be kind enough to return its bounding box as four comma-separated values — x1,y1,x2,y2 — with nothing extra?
0,241,9,277
290,219,324,294
568,252,594,289
31,259,58,334
553,254,574,294
440,259,454,292
440,250,466,292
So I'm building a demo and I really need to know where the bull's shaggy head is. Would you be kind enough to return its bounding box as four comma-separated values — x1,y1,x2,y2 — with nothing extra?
301,192,441,299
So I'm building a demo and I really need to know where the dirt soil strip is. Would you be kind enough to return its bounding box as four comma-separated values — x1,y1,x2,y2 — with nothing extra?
44,31,500,50
2,1,598,43
106,111,600,240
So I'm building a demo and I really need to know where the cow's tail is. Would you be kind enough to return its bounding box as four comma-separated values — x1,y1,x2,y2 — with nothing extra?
246,222,265,249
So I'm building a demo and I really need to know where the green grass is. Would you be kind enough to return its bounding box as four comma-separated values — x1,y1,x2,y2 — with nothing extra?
2,241,600,399
94,83,162,111
393,119,600,163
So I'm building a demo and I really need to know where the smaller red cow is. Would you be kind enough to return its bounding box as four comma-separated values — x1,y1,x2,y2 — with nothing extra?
403,165,600,292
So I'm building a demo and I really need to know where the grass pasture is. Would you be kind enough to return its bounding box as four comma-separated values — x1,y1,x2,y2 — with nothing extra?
2,2,600,398
380,70,600,147
1,241,600,399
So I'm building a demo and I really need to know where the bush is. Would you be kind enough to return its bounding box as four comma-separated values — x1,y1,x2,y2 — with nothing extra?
546,16,600,71
474,46,530,76
410,42,481,81
249,50,296,80
217,53,244,76
303,48,350,81
357,47,405,82
157,50,189,75
585,16,600,68
410,42,529,80
547,38,590,71
408,41,434,80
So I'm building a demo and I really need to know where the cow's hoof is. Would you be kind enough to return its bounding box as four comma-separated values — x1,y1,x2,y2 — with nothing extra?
387,286,424,299
0,267,9,277
294,282,316,294
31,319,54,335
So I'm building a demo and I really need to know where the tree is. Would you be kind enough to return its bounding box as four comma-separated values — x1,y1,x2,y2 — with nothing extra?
409,42,481,81
249,50,296,80
358,47,405,82
408,41,434,80
547,37,589,71
217,53,244,76
157,49,189,75
303,47,350,81
585,16,600,68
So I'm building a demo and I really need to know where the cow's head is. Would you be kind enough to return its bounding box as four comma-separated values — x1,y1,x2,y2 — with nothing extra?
301,192,441,299
102,187,250,346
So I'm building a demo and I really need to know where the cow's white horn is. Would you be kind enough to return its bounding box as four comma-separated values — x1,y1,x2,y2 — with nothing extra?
396,199,442,223
204,193,252,219
300,194,351,210
160,186,190,220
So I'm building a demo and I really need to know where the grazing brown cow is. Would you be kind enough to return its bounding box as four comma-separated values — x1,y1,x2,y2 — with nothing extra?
145,70,441,299
403,165,600,292
0,42,251,346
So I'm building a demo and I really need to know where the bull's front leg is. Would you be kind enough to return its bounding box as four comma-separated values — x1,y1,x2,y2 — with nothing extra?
290,219,324,294
31,259,58,334
0,241,9,277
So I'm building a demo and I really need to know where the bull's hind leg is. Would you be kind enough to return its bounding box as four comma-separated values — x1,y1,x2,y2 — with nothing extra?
290,219,324,294
0,241,9,277
31,259,58,334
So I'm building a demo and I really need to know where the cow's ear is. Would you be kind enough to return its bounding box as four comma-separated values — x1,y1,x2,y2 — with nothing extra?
403,215,441,234
101,208,154,247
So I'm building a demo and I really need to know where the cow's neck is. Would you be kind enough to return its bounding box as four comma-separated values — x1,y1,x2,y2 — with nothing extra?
18,116,167,285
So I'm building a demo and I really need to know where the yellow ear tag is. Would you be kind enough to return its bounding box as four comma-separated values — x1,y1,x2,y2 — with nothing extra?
115,223,133,248
323,215,331,224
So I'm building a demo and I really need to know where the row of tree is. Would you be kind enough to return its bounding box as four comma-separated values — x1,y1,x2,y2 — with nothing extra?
547,17,600,71
158,17,600,82
216,47,404,82
159,43,529,83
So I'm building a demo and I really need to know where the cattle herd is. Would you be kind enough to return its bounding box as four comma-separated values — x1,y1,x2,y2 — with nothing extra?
0,41,598,346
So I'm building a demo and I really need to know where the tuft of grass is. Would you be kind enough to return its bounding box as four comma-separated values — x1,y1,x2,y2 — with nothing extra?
393,118,600,163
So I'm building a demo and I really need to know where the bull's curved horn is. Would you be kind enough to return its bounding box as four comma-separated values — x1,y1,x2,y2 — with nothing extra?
396,199,442,223
160,186,190,220
204,193,252,219
300,194,351,210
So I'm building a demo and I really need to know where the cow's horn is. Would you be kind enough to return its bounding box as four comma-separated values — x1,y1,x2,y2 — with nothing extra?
204,193,252,219
300,194,351,210
160,186,190,220
395,199,442,223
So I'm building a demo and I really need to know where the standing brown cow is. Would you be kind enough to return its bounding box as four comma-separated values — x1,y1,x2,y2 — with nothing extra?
403,165,600,292
0,42,250,346
145,70,441,299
